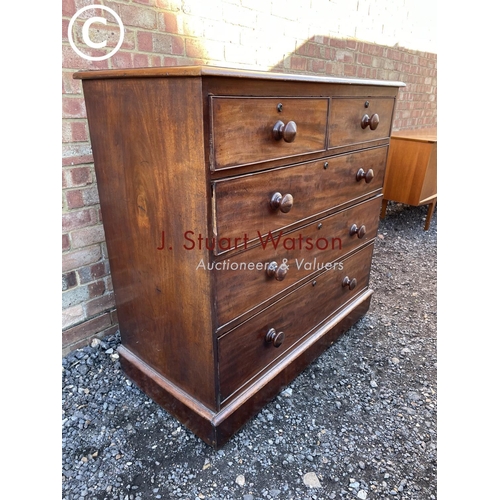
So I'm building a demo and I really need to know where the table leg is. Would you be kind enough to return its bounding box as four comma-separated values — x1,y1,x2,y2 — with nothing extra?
424,199,437,231
380,199,388,219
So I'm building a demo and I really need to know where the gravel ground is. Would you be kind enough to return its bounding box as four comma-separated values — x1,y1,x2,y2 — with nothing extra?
62,202,437,500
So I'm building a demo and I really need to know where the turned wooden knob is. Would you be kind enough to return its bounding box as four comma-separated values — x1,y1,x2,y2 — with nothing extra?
361,113,380,130
356,168,374,183
266,328,285,347
270,192,294,213
342,276,357,290
350,224,366,238
267,261,288,281
273,120,297,142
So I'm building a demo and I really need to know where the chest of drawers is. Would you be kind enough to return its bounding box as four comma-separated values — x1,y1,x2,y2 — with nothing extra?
75,66,404,448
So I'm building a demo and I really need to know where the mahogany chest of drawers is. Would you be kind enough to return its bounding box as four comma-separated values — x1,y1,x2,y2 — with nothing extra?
75,66,404,448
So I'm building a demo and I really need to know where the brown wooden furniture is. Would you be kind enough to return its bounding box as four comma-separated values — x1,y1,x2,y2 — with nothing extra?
75,66,404,448
380,128,437,230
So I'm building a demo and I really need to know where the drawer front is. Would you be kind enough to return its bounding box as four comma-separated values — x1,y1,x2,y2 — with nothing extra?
328,97,394,149
214,196,381,327
210,97,328,170
218,243,374,402
213,146,387,250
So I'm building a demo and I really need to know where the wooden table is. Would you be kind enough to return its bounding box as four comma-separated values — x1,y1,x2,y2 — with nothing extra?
381,128,437,230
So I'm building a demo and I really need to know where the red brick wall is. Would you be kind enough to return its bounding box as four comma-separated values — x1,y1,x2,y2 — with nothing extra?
62,0,437,354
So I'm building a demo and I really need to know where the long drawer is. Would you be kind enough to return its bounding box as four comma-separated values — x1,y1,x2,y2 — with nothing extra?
328,97,394,149
213,196,381,327
218,242,374,402
210,96,329,170
212,146,388,251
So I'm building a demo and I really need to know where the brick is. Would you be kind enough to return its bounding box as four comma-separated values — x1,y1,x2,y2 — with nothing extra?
356,54,372,66
65,189,83,209
150,55,163,67
152,33,184,55
62,97,87,119
119,4,157,29
362,42,384,57
325,61,343,75
71,225,106,249
62,120,77,142
62,271,78,291
335,50,354,63
159,11,178,33
387,49,402,61
62,304,85,330
310,59,325,73
62,18,70,43
290,56,307,71
62,72,82,94
78,262,107,284
137,31,153,51
110,51,134,68
73,2,109,19
66,166,93,187
82,185,100,205
343,64,357,77
62,45,109,71
104,276,114,291
329,38,346,49
62,245,101,272
133,53,149,68
63,234,71,251
62,0,76,17
62,311,111,347
86,292,116,317
366,67,377,78
72,121,87,142
307,43,322,58
62,284,90,309
356,66,367,78
62,208,97,231
88,279,107,298
321,47,332,60
65,185,100,209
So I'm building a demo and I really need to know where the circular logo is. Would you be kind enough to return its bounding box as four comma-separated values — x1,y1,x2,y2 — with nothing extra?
68,5,124,61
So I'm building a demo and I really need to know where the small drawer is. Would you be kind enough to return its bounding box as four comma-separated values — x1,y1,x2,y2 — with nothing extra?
214,196,381,327
328,97,395,149
212,146,388,251
210,96,328,170
218,242,374,402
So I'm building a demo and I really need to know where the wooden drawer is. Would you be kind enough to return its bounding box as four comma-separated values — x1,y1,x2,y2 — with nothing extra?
214,196,381,327
213,146,388,251
328,97,394,149
210,96,328,170
218,242,374,402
